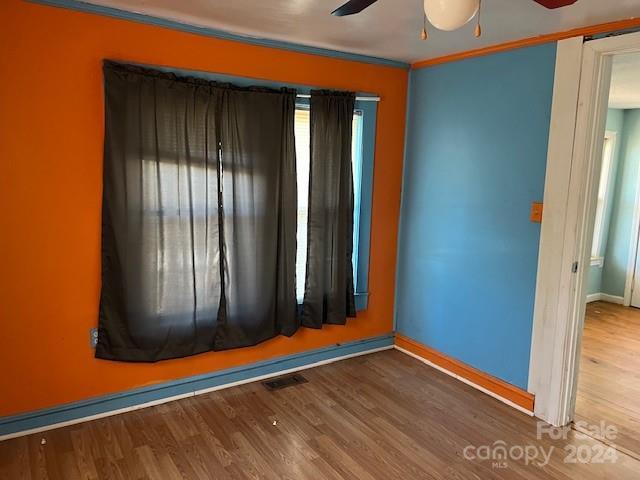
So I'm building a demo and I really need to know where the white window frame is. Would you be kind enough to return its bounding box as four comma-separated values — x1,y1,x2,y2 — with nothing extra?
590,131,616,267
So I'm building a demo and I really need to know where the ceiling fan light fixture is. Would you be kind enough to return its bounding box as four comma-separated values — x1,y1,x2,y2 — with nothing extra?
423,0,480,31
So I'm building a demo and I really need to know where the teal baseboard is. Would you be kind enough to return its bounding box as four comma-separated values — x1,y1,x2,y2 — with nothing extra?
0,334,393,439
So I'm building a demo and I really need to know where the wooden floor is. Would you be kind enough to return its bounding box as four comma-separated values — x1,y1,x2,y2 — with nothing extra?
2,349,640,479
575,301,640,457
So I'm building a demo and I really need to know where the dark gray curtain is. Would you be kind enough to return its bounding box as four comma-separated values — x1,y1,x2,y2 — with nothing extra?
300,90,357,328
214,87,299,350
97,62,298,362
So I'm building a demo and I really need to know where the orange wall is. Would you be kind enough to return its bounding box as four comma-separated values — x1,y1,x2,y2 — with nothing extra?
0,0,407,417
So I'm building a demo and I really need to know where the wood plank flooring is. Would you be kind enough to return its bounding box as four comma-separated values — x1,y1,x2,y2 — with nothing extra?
575,301,640,456
2,348,640,479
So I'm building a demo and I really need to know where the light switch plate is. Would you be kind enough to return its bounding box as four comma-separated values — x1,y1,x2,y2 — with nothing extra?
530,202,543,223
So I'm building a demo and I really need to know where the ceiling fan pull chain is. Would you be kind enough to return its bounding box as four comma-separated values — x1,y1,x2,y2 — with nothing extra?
421,12,429,40
475,0,482,37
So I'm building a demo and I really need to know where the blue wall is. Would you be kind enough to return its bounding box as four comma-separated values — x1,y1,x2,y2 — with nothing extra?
601,109,640,296
587,109,626,296
396,44,557,390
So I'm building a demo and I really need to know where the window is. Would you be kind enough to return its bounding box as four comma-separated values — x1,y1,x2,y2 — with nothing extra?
591,132,616,266
294,107,310,302
100,62,379,362
140,159,219,319
294,104,366,303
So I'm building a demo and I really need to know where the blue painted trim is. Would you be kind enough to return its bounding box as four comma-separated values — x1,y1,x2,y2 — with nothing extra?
29,0,409,69
0,334,392,437
355,292,369,311
353,100,377,311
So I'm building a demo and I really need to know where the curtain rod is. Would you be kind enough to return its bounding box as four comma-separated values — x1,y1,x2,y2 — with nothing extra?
120,61,383,101
295,94,380,102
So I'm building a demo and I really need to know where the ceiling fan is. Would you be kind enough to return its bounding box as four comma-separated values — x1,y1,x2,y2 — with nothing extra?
332,0,579,40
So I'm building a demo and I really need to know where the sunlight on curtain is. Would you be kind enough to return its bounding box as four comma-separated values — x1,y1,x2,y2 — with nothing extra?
294,108,363,302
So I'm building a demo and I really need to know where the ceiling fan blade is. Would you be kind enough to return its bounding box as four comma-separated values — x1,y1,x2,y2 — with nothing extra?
332,0,379,16
532,0,578,8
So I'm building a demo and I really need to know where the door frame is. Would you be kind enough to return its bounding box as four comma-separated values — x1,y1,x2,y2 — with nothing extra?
528,31,640,427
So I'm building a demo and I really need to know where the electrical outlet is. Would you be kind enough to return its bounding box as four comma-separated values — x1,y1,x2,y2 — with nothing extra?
90,328,98,348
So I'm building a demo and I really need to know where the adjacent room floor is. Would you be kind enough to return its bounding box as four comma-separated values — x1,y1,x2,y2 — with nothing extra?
2,349,640,479
575,301,640,458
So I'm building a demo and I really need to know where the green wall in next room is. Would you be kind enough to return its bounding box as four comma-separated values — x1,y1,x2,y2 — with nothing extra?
600,109,640,298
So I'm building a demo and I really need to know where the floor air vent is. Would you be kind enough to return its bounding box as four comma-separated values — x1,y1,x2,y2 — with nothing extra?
263,374,308,391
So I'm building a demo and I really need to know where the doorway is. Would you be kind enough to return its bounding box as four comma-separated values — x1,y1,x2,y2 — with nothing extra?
528,31,640,441
577,52,640,456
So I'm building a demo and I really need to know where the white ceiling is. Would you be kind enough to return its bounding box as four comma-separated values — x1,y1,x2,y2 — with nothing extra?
610,53,640,109
84,0,640,63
